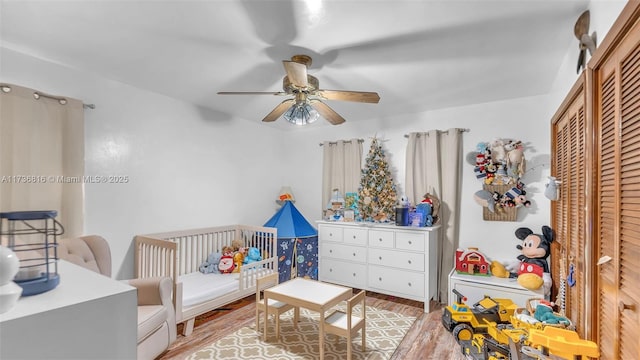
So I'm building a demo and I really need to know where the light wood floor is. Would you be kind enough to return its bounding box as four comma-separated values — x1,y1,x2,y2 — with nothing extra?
158,291,467,360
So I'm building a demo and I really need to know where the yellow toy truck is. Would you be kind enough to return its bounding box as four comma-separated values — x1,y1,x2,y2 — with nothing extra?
442,289,519,344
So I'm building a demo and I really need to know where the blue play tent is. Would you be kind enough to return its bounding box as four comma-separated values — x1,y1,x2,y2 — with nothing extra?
263,201,318,283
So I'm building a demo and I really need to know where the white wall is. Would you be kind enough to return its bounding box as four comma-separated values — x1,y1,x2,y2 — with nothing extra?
1,48,288,278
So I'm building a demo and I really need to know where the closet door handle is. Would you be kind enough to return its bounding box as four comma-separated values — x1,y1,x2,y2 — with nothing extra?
619,300,635,313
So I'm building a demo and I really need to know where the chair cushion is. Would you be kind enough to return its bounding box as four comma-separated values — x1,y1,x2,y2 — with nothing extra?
137,305,168,343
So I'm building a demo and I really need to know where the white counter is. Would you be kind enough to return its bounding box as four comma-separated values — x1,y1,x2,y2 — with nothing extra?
0,260,137,359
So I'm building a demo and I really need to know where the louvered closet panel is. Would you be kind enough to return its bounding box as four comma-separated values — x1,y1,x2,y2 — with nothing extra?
550,74,587,335
593,7,640,359
596,69,618,360
618,36,640,360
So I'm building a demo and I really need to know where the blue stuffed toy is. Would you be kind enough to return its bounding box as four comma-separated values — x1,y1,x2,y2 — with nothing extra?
243,247,262,264
534,300,571,326
199,252,222,274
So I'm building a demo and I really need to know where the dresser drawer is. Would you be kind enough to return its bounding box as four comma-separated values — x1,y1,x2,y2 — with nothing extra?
343,227,368,246
320,243,366,263
395,231,425,252
319,225,343,243
320,258,367,288
368,230,394,248
368,265,425,298
368,248,424,272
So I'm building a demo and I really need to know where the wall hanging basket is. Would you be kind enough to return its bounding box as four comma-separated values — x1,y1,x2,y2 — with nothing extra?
482,184,518,222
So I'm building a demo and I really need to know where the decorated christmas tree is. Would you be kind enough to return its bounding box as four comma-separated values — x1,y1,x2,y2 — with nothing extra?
358,137,397,222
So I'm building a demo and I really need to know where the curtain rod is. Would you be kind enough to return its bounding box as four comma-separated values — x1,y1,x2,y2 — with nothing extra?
403,128,470,138
319,138,364,146
0,84,95,109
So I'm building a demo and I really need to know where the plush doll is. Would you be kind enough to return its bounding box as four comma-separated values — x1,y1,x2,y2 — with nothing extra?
534,300,571,326
474,189,496,213
513,226,555,295
422,193,440,220
231,239,244,252
243,247,262,264
199,252,222,274
219,246,235,274
232,247,246,273
415,201,433,226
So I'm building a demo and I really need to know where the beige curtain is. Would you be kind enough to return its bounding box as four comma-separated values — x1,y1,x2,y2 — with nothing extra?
0,83,85,237
321,139,363,211
405,128,464,304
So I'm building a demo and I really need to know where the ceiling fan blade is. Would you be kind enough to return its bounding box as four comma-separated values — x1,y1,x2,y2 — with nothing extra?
218,91,287,96
316,90,380,103
262,99,295,122
309,99,345,125
574,10,590,40
283,61,308,88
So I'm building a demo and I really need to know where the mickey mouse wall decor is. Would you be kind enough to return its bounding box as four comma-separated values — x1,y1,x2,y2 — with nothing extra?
514,225,555,296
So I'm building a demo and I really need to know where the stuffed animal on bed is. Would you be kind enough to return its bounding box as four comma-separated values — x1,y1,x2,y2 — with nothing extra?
219,246,235,274
232,248,246,273
243,247,262,264
199,252,222,274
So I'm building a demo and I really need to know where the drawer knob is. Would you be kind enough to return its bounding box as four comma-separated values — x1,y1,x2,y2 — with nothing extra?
329,249,333,253
379,277,382,281
329,268,333,272
408,240,412,245
379,256,382,260
353,273,356,277
408,282,412,287
352,235,356,239
329,232,333,237
353,253,356,257
408,260,412,264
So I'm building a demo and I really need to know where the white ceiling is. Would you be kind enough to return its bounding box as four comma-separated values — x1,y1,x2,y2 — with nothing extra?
1,0,589,128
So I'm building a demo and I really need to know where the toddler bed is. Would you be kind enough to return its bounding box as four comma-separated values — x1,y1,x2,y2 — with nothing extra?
135,224,277,336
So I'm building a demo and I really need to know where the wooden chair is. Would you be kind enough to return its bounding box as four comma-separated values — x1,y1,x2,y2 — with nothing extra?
255,273,299,340
323,290,366,360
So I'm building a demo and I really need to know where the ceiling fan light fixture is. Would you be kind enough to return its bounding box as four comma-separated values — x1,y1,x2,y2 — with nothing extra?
283,101,319,125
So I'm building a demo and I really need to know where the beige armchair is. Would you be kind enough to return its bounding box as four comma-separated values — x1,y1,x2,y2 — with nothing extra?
58,235,176,360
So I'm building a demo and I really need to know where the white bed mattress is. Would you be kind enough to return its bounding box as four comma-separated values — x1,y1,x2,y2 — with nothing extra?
179,272,241,308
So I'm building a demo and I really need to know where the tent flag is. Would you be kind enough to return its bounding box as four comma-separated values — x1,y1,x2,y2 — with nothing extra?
263,201,317,238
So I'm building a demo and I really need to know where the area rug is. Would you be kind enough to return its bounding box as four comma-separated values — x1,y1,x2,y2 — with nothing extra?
185,305,416,360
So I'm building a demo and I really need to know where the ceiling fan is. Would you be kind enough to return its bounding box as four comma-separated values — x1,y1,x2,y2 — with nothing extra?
574,10,597,74
218,55,380,125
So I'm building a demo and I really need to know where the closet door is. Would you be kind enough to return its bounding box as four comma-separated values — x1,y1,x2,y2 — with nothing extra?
593,9,640,360
550,74,587,335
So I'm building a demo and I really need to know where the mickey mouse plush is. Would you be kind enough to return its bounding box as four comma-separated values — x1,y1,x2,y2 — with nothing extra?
514,226,555,295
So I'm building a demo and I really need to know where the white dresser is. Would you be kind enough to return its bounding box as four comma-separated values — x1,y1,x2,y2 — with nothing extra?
317,221,439,312
448,269,545,308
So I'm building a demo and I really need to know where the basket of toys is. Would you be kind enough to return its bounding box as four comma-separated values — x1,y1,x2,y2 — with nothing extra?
525,298,574,330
